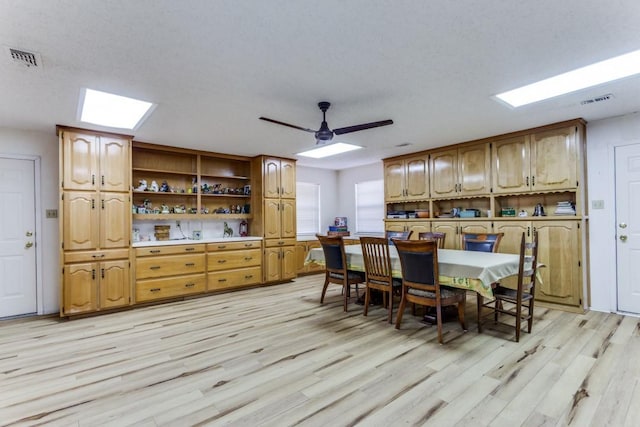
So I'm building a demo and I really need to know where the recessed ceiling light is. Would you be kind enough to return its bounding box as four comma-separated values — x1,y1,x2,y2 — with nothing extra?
495,49,640,107
297,142,362,159
79,88,155,130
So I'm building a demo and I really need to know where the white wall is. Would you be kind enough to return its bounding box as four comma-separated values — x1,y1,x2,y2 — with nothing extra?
586,112,640,313
337,162,384,235
296,166,339,234
0,127,59,314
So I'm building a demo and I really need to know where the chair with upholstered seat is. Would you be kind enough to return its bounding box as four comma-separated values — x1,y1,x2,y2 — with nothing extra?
385,230,413,244
418,231,446,248
478,231,539,342
461,232,503,253
316,234,365,312
360,237,402,323
393,239,467,344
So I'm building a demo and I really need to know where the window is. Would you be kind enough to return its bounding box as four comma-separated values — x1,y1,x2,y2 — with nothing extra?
296,182,320,235
355,179,384,234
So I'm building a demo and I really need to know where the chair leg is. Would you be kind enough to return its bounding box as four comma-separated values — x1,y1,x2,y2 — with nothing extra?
395,297,407,329
387,290,393,323
435,305,444,344
527,299,535,333
476,294,483,333
457,302,467,331
343,282,348,312
515,299,522,342
320,278,330,304
363,287,370,316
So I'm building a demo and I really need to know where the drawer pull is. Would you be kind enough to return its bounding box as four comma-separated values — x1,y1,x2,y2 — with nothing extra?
217,245,226,249
217,260,227,263
185,263,195,267
185,247,195,252
278,241,285,245
149,249,161,254
244,257,253,261
150,266,161,270
245,275,253,279
244,243,254,247
150,288,161,292
185,283,195,288
92,254,105,258
218,278,227,282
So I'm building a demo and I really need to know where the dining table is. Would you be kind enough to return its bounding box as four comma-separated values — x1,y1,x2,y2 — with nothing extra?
306,243,526,299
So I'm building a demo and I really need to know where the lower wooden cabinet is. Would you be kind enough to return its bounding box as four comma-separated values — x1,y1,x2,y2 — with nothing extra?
264,239,296,282
430,221,492,249
295,240,323,275
206,240,262,290
62,250,130,315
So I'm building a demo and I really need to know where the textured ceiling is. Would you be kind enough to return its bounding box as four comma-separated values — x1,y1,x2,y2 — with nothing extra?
1,0,639,169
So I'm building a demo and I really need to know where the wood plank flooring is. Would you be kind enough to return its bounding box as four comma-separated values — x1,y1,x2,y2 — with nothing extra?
1,275,639,426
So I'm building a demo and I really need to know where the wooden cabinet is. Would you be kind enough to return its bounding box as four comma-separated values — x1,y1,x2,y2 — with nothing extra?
296,240,323,275
264,240,296,282
59,127,132,316
385,221,430,239
206,240,262,290
384,154,429,202
430,142,490,198
134,244,206,302
492,126,578,194
431,221,492,249
264,198,296,240
263,157,296,199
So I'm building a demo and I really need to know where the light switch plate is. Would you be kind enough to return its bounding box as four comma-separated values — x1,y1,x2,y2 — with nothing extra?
591,200,604,209
46,209,58,218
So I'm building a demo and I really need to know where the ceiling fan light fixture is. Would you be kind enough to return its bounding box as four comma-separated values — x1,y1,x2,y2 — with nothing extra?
297,142,362,159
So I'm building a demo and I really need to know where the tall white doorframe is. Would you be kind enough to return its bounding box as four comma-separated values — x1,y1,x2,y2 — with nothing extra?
0,154,43,315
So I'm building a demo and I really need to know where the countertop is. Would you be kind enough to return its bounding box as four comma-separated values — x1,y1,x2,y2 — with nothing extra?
132,236,263,248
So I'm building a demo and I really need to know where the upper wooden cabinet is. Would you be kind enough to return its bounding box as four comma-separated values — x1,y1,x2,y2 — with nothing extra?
492,126,578,194
430,142,490,198
264,157,296,199
384,154,429,202
61,130,130,192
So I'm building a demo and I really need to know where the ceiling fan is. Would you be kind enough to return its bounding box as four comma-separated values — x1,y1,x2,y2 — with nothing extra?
259,101,393,143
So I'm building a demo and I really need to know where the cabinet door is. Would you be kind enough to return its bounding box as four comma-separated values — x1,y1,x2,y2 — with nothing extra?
385,222,408,233
62,131,98,190
63,262,97,315
430,148,457,198
281,199,297,238
534,221,581,306
264,199,281,239
63,191,99,250
459,221,493,239
407,222,430,239
530,126,578,191
492,135,531,194
99,136,130,192
405,155,429,200
280,159,296,199
458,143,491,196
100,192,130,249
281,246,297,280
99,259,130,309
431,222,459,249
384,160,406,202
264,247,282,282
263,158,281,198
295,242,309,274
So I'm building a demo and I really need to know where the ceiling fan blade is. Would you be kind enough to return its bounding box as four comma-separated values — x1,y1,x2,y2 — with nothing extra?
333,119,394,135
259,117,316,133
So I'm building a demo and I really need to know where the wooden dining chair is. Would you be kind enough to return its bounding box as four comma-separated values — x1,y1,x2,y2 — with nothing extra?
360,237,402,323
478,231,539,342
316,234,365,312
461,232,504,253
385,230,413,244
393,239,467,344
418,231,446,248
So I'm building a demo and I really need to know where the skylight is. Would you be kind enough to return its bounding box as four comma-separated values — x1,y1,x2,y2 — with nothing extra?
79,88,155,129
495,49,640,107
297,142,362,159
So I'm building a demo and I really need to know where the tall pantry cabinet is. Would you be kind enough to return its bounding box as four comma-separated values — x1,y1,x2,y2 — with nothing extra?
58,127,132,316
251,156,297,282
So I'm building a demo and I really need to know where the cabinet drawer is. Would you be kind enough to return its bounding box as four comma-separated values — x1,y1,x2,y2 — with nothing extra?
207,249,261,271
135,254,205,279
136,274,206,302
64,249,130,263
264,238,297,248
206,240,262,251
208,267,262,290
135,244,204,257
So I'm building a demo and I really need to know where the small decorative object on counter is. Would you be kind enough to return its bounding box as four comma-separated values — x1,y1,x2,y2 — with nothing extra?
239,220,248,237
223,222,233,237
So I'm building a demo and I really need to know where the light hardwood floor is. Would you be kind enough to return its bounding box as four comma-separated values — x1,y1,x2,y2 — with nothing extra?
1,275,639,426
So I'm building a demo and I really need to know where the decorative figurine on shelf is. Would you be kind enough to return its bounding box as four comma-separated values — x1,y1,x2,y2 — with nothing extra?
160,181,169,192
161,204,170,214
192,177,198,194
136,179,147,191
239,220,248,237
223,222,233,238
150,180,159,192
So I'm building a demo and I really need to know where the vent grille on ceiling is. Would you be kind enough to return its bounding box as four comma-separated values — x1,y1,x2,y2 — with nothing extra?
8,48,40,67
580,93,614,105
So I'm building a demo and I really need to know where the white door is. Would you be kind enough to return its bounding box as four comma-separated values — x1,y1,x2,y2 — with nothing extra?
0,158,37,317
615,144,640,313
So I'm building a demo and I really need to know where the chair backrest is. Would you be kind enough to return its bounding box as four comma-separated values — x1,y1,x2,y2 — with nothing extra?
360,237,393,284
518,230,539,295
462,232,504,253
385,230,413,244
418,231,446,248
316,234,347,274
392,239,439,292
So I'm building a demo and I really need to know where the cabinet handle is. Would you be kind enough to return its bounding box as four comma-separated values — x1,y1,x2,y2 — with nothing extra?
150,266,161,270
101,199,105,210
185,247,195,252
217,245,226,249
185,263,195,267
244,243,253,247
245,275,253,279
526,176,529,186
217,260,227,263
185,283,195,288
532,176,535,186
527,226,530,236
218,278,227,282
278,241,285,245
101,175,105,186
92,269,96,280
244,257,253,261
149,249,161,254
92,254,105,258
101,268,105,278
92,198,95,209
150,288,161,292
92,174,95,185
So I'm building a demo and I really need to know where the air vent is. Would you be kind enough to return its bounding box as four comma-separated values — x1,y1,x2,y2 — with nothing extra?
581,93,614,105
7,47,41,67
395,142,412,147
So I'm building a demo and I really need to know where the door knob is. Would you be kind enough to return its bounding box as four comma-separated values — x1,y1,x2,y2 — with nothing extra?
620,235,628,242
25,241,33,248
